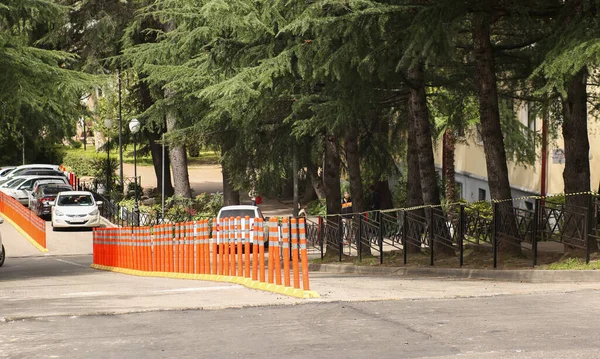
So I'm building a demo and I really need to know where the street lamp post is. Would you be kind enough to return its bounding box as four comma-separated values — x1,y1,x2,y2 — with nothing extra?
129,119,141,224
104,119,112,196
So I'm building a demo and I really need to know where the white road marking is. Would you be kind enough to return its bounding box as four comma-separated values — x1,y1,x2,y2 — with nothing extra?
63,292,113,297
51,258,89,268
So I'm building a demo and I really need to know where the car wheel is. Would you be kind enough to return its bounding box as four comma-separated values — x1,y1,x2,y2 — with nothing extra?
0,244,5,267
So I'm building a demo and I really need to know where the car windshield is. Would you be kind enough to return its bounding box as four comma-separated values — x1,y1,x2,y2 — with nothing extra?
7,178,27,188
42,187,72,196
0,168,14,176
219,209,258,219
57,194,94,206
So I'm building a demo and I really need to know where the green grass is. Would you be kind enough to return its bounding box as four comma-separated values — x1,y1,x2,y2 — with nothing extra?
63,146,220,167
547,258,600,270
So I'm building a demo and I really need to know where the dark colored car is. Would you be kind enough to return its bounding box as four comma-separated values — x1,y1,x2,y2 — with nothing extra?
31,184,74,220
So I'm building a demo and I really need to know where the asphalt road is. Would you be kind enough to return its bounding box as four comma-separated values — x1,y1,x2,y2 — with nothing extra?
2,290,600,359
2,215,600,358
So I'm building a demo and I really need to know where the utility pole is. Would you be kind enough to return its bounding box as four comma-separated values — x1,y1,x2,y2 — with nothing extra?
118,68,124,192
293,149,299,217
22,128,25,165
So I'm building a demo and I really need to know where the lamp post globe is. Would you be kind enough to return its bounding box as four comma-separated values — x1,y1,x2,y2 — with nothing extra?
128,118,140,134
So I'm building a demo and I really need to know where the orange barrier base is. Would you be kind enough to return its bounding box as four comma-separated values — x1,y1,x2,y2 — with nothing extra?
90,263,320,299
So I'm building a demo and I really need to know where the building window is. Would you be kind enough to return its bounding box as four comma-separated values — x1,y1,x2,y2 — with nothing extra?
478,188,486,201
527,102,536,132
456,182,463,200
525,201,534,211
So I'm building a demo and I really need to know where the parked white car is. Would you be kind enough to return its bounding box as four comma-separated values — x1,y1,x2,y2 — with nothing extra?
0,164,59,183
216,205,268,248
0,216,5,267
51,191,102,231
0,176,69,206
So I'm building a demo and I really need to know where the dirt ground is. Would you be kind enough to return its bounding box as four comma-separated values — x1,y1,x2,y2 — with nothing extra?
120,163,294,217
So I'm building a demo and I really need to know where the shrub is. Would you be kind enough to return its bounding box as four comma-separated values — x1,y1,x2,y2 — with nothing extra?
306,199,327,216
70,140,83,149
63,152,96,176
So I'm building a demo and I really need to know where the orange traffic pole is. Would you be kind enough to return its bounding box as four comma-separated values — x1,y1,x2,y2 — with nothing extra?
244,216,251,278
236,216,243,277
220,218,227,275
291,218,300,289
144,226,151,271
161,224,167,272
204,220,210,274
274,218,282,285
252,218,260,281
299,218,310,290
178,223,184,273
230,217,237,276
267,218,277,284
212,219,218,275
198,220,204,274
188,221,194,274
167,224,174,272
282,217,291,287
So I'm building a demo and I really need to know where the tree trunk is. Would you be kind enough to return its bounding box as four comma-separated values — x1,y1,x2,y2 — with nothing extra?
562,68,596,252
345,129,371,256
301,177,318,204
443,129,457,204
472,13,513,202
407,61,454,256
164,90,192,198
563,70,590,205
324,134,342,256
407,62,441,207
139,78,174,197
472,12,519,255
376,180,393,210
307,156,326,200
222,164,240,205
149,133,174,197
406,111,424,254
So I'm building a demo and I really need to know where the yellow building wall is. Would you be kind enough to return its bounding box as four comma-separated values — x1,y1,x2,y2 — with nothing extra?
435,101,600,196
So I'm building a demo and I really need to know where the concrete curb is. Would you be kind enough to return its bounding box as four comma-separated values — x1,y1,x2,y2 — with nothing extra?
309,263,600,283
90,264,321,299
0,213,48,253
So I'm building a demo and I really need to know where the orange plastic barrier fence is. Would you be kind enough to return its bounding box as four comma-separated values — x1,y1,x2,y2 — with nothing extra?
0,192,47,250
91,217,318,298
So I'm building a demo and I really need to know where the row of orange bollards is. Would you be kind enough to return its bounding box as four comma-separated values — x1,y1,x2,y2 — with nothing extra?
0,192,47,250
92,217,312,291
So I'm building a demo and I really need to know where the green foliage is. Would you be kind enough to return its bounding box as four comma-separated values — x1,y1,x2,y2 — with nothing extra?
306,199,327,216
465,200,493,220
63,152,96,176
547,258,600,270
392,175,407,208
70,140,83,149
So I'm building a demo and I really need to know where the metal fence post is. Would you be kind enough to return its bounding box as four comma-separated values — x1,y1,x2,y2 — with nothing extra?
532,198,540,267
459,204,465,267
318,216,324,261
378,211,383,264
402,210,408,265
429,206,434,266
586,194,593,264
338,216,342,262
358,213,363,262
492,202,498,269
